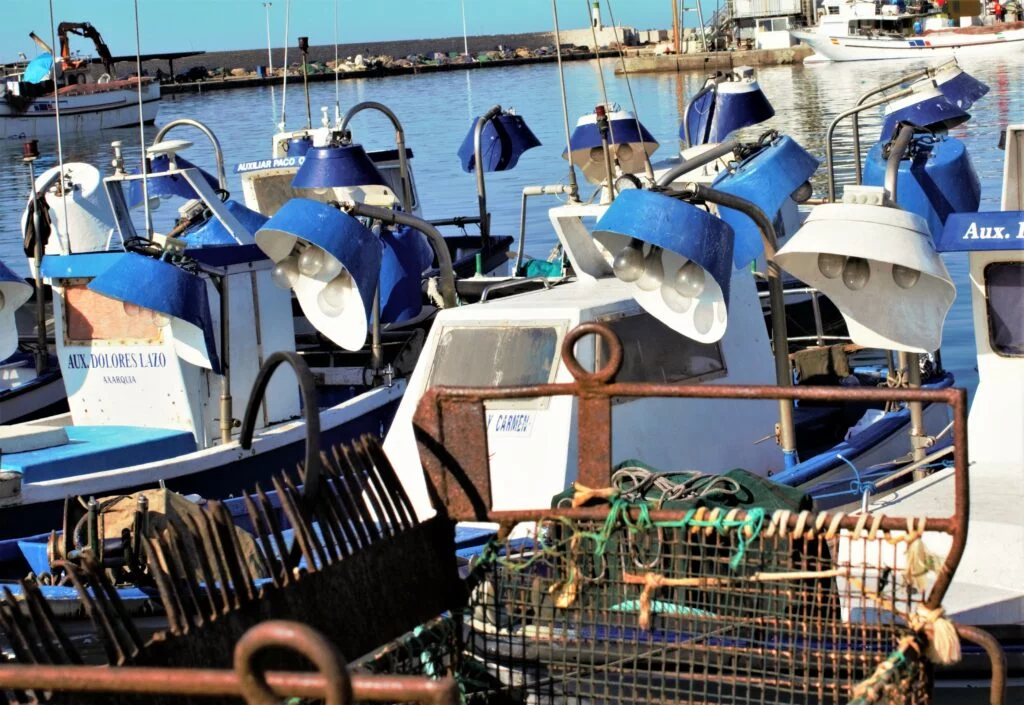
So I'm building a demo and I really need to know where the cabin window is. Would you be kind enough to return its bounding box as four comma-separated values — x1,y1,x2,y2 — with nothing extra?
427,324,562,388
595,311,726,384
985,262,1024,357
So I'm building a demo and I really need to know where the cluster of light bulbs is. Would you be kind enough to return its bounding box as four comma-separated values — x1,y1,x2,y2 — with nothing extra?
612,239,716,334
122,301,171,327
270,243,353,318
0,290,5,313
816,253,921,291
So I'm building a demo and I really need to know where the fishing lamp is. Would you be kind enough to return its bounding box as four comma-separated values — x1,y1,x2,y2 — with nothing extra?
879,83,969,142
291,144,397,207
255,198,380,351
775,188,954,353
593,189,733,343
710,134,819,268
681,67,775,146
127,144,221,209
563,108,659,184
458,106,541,240
927,63,989,110
0,260,32,362
87,253,221,372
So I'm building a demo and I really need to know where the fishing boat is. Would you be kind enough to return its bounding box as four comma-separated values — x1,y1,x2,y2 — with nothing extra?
1,22,160,139
794,0,1024,62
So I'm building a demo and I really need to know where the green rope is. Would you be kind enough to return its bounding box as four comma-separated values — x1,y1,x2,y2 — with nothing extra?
847,647,910,705
609,598,716,618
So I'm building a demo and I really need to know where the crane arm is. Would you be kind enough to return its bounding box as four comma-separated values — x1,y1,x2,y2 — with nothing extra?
56,22,114,73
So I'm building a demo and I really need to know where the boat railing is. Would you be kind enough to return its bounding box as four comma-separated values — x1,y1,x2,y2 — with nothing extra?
756,282,837,346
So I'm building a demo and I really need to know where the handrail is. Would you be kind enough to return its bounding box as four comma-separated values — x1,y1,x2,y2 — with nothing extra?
154,118,228,191
340,101,414,213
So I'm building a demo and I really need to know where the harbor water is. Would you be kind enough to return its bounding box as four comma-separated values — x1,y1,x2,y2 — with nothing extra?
2,55,1021,395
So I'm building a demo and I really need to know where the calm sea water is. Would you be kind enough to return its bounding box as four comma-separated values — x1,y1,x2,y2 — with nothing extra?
2,55,1021,392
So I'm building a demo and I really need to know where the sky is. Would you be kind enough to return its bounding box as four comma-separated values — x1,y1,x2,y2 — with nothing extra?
0,0,711,63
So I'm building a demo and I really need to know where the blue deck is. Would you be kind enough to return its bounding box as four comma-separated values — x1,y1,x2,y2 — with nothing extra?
1,426,197,483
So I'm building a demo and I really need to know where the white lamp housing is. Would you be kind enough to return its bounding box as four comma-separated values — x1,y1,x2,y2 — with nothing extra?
776,195,955,353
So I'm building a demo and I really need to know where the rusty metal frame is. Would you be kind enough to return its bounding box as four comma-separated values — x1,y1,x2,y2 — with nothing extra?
414,322,970,610
0,621,458,705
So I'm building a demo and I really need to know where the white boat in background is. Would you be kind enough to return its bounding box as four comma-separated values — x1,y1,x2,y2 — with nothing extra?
793,0,1024,62
1,21,161,139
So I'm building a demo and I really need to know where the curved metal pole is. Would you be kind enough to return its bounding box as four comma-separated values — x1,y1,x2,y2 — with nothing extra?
825,87,914,202
683,182,797,464
217,276,232,446
340,101,414,213
473,105,503,244
851,67,932,184
955,623,1007,705
655,137,740,188
240,350,323,501
341,201,457,309
884,122,917,203
153,118,228,191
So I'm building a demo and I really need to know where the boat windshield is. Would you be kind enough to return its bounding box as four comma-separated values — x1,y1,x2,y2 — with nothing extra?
986,262,1024,356
427,324,562,387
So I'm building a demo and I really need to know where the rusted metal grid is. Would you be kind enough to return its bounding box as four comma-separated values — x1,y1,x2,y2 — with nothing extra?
403,322,997,705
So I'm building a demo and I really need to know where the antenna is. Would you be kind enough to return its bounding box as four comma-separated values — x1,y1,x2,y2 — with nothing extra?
333,0,341,126
47,0,71,253
132,0,152,237
604,0,654,180
550,0,580,202
263,1,277,129
280,0,291,132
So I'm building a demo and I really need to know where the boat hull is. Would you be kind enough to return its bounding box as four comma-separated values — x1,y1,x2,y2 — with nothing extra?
793,26,1024,62
0,383,404,541
0,368,68,425
0,81,161,139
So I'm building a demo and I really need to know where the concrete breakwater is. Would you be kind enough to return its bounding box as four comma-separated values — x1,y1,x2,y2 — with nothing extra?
617,46,815,74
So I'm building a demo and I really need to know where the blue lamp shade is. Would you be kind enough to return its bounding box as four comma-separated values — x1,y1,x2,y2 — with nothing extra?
127,154,220,208
593,189,734,343
291,144,389,190
458,113,541,173
711,135,819,267
863,135,980,238
0,260,33,362
880,86,970,142
380,225,433,325
182,200,270,247
255,199,381,352
931,65,989,110
681,74,775,145
87,253,221,373
23,53,54,84
285,135,313,157
563,111,660,184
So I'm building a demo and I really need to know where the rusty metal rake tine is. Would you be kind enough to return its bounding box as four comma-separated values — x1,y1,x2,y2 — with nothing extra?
195,506,237,611
282,470,331,568
337,444,385,542
310,456,356,559
142,536,186,635
256,483,293,579
18,579,82,665
317,451,361,556
355,436,408,533
163,523,207,628
0,588,50,666
53,560,127,665
272,475,318,572
363,435,418,529
243,493,282,589
212,501,257,604
180,511,224,618
325,446,374,550
207,501,253,605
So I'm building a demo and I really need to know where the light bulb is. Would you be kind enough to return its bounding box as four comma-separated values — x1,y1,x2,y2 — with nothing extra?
317,272,351,317
636,247,664,292
616,143,635,162
123,301,142,317
661,282,693,313
842,257,871,291
0,290,5,313
817,253,846,279
694,300,715,335
151,310,171,328
612,239,645,283
791,181,813,204
673,261,705,298
892,264,921,289
271,257,300,289
297,247,326,277
717,301,727,323
588,146,604,163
